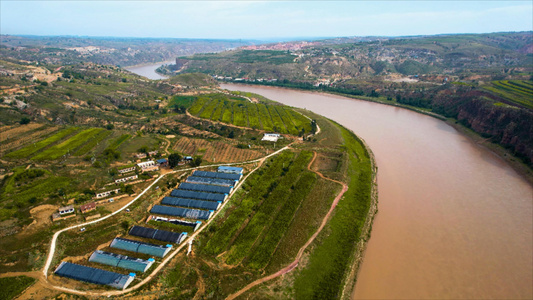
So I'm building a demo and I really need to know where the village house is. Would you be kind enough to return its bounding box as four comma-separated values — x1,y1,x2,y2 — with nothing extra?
137,161,159,172
115,175,138,184
96,188,120,199
52,205,76,221
156,158,168,168
118,166,136,174
80,202,97,214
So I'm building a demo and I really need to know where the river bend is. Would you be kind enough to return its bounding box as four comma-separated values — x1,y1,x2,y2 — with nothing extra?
220,83,533,300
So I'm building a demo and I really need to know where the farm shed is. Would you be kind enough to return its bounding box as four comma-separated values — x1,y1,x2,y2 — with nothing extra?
156,158,168,167
110,237,172,258
261,133,281,142
149,216,202,231
161,197,222,210
186,176,236,187
151,205,214,220
170,189,227,202
161,196,221,211
54,262,135,290
193,170,242,181
217,166,243,174
89,250,154,273
178,182,233,194
129,226,187,244
79,202,96,214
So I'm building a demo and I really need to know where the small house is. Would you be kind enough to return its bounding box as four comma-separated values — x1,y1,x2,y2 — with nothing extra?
80,202,96,214
118,166,136,174
115,175,138,184
137,161,159,172
58,205,75,215
261,133,281,142
96,188,120,199
156,158,168,168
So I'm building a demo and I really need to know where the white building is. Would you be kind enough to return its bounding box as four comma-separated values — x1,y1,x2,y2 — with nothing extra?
115,175,138,184
96,188,120,199
118,166,136,174
261,133,281,142
137,161,159,172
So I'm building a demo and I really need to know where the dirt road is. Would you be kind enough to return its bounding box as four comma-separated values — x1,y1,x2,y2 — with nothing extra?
226,151,347,300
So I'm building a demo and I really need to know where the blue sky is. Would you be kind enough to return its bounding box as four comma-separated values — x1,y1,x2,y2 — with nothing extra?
1,1,532,39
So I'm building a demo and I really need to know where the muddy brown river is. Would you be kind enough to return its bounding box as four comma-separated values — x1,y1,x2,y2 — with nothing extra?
221,83,533,299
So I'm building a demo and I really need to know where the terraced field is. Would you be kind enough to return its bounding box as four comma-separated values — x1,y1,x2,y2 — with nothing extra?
0,125,59,155
32,128,106,160
186,94,312,135
5,127,80,159
484,80,533,109
172,136,263,162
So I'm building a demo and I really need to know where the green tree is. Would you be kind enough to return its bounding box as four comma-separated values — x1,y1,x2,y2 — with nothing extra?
168,153,182,168
19,117,31,125
191,156,203,167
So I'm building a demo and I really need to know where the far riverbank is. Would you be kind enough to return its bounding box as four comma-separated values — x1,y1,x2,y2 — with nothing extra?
222,81,533,185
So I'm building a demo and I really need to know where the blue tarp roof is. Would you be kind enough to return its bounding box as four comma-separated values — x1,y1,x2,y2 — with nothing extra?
54,262,135,289
186,176,236,187
89,250,154,273
151,205,213,220
218,166,243,174
170,189,227,202
192,170,241,181
162,196,220,211
129,226,187,244
178,182,232,194
110,237,172,258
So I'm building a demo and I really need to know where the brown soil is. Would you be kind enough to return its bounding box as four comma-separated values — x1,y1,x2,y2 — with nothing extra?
0,123,44,142
23,204,58,234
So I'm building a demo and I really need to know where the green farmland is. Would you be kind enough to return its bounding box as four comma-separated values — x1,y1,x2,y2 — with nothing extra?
201,150,317,270
484,80,533,110
186,93,312,135
5,127,80,159
32,128,106,160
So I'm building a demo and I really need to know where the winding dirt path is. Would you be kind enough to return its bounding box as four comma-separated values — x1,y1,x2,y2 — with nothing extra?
161,136,172,155
226,151,347,300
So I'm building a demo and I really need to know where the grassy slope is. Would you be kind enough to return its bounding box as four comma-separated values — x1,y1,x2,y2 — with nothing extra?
0,276,36,300
293,124,373,299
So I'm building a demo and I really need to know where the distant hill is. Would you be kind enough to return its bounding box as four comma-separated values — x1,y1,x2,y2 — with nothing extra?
175,31,532,79
0,35,254,67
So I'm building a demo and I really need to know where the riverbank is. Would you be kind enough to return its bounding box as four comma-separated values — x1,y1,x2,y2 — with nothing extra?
123,60,174,69
221,82,532,186
445,119,533,185
340,126,379,300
